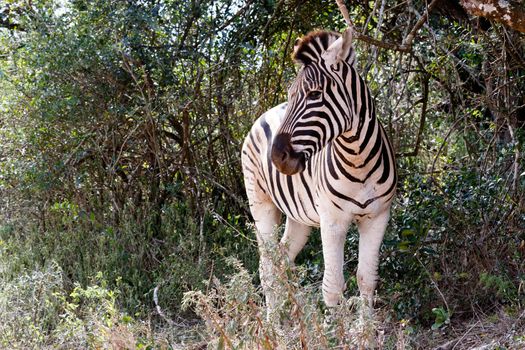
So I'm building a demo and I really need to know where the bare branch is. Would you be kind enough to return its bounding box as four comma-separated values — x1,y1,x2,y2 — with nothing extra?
403,0,441,47
353,32,411,52
396,75,430,158
335,0,353,27
336,0,441,52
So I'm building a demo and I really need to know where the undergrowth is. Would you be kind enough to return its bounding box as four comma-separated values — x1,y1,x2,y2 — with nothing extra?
181,255,525,350
0,252,160,349
1,228,524,349
182,254,400,350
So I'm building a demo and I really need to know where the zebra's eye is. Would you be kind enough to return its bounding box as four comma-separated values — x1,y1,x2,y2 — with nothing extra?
307,90,322,100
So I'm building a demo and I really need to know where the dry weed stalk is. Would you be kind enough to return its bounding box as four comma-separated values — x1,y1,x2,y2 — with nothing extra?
182,244,397,349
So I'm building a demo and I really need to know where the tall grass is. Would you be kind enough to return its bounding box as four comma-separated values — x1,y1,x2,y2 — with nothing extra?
182,252,398,350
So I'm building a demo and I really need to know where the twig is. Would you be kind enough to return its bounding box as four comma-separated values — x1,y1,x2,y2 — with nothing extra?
396,74,430,158
248,299,278,349
430,117,465,177
335,0,353,27
153,285,187,327
415,255,451,319
335,0,441,52
451,321,482,350
197,206,207,268
403,0,441,48
210,209,257,244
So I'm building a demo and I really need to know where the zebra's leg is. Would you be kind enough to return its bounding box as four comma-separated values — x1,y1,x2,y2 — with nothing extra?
356,210,390,308
250,199,282,316
320,218,350,307
280,217,311,263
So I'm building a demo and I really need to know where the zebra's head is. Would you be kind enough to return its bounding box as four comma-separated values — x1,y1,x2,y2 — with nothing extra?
271,29,356,175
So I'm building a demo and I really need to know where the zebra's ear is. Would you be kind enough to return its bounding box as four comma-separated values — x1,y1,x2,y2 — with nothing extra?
293,37,302,53
292,37,305,64
323,28,354,66
337,28,353,63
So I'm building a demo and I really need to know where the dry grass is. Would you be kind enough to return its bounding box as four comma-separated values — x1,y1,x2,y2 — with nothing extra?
181,255,403,349
179,252,525,350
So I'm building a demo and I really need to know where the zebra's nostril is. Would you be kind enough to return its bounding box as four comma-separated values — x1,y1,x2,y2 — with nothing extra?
281,152,288,162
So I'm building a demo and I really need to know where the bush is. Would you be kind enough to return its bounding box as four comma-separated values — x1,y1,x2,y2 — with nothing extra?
0,252,158,349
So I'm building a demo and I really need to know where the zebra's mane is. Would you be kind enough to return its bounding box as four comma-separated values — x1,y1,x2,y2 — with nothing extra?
292,30,340,65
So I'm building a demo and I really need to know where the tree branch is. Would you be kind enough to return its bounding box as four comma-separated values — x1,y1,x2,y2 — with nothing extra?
335,0,441,52
397,75,430,158
402,0,442,47
460,0,525,33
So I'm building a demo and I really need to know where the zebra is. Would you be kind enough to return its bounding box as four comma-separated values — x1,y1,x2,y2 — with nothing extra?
241,29,396,314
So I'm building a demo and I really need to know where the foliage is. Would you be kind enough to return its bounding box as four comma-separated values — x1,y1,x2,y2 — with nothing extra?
0,256,159,349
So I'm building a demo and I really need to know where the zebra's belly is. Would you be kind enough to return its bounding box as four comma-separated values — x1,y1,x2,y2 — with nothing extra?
263,163,390,227
261,168,393,228
321,178,395,219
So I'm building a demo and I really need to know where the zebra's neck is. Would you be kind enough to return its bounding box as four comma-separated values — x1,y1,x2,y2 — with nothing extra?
331,72,379,170
332,118,378,169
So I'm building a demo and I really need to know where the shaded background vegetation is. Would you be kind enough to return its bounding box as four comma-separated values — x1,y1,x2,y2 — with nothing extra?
0,0,524,347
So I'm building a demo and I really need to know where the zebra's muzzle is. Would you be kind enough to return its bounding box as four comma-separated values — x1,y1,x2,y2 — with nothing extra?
271,133,306,175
